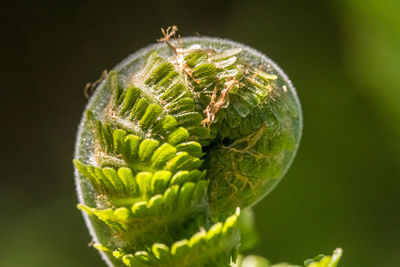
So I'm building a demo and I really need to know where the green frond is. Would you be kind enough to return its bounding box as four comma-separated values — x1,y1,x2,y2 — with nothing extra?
166,97,195,115
167,127,189,145
131,98,150,121
159,83,189,102
106,70,122,104
78,180,209,241
86,122,205,172
120,86,142,115
113,129,127,154
98,209,240,267
101,65,210,148
176,141,203,157
74,159,206,202
140,104,163,129
174,112,204,127
145,62,176,86
95,122,114,153
152,115,178,135
187,126,211,142
74,160,137,196
137,139,160,161
184,52,208,68
192,63,218,86
155,70,180,90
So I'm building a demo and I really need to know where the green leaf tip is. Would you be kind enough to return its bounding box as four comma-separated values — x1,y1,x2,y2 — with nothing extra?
73,27,314,267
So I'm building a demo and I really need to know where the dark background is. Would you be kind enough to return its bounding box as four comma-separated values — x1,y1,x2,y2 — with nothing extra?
1,1,400,266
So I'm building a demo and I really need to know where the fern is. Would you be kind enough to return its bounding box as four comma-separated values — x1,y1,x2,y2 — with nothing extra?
74,27,341,266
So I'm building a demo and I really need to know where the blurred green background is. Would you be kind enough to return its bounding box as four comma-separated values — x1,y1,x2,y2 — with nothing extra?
1,1,399,266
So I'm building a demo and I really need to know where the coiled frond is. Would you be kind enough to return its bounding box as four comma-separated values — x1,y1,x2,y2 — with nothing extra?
73,32,338,267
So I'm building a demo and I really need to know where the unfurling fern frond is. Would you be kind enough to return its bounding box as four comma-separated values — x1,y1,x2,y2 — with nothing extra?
74,28,340,266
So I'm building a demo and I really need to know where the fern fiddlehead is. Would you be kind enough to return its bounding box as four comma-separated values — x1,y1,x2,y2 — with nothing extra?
74,27,340,266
